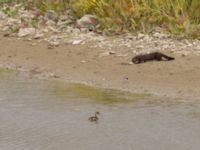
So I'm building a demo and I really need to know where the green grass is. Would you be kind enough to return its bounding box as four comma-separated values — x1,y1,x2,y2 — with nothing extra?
1,0,200,38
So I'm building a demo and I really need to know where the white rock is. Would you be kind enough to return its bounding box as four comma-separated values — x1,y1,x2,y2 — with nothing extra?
72,40,82,45
18,28,36,37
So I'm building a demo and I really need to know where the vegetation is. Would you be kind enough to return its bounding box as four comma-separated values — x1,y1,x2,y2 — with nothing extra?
1,0,200,38
70,0,200,38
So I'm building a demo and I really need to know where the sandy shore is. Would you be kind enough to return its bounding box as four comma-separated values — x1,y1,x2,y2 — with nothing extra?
0,32,200,101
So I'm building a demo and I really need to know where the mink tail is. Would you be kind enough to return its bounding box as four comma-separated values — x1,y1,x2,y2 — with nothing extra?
161,54,175,60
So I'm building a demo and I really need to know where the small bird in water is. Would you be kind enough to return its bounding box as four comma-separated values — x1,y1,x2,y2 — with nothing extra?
88,112,100,123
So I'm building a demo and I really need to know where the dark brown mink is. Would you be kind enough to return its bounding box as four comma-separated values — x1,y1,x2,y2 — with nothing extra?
132,52,174,64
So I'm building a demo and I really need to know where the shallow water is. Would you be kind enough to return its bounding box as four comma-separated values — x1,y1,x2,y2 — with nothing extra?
0,70,200,150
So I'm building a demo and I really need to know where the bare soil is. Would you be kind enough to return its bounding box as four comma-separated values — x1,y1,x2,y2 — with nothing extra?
0,32,200,101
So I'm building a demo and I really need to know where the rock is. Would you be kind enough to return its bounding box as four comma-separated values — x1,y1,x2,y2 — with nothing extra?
18,28,36,37
48,40,59,47
47,36,60,48
76,14,99,29
72,40,82,45
137,33,145,39
153,32,167,38
34,32,44,39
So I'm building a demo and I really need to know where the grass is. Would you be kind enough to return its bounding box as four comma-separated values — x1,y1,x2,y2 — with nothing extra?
1,0,200,38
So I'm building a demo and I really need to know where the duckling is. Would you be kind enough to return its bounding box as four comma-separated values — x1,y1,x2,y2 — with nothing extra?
88,112,100,123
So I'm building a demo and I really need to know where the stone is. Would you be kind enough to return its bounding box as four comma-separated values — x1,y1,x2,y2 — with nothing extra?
18,28,36,37
137,33,145,39
72,40,82,45
76,14,99,29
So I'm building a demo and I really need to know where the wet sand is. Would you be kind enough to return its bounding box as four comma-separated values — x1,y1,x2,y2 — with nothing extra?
0,32,200,101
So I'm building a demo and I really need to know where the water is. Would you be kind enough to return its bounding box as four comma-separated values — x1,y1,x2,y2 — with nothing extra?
0,69,200,150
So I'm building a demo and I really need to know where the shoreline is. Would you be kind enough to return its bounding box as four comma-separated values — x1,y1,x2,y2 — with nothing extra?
0,33,200,102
